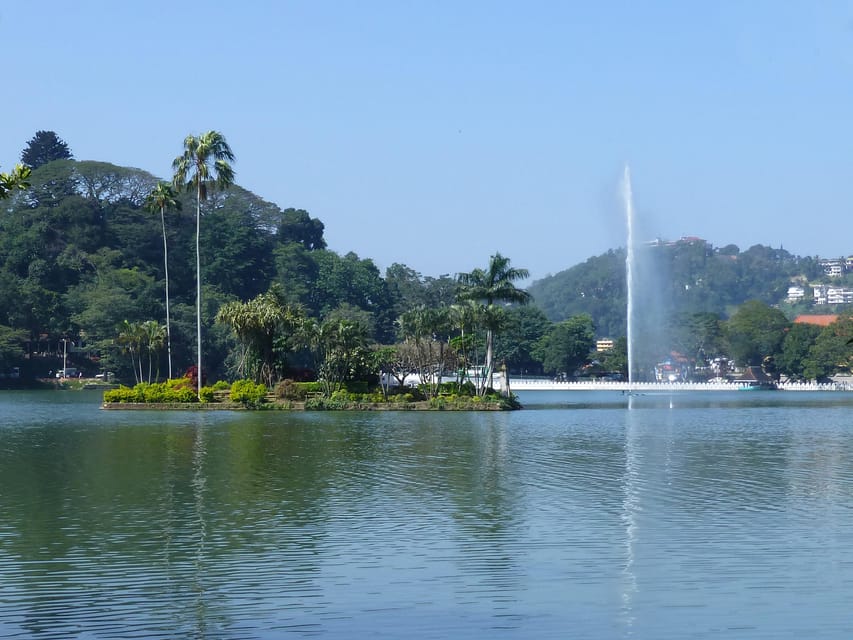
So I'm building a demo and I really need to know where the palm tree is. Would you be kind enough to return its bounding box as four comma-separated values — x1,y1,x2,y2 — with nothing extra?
457,253,531,393
396,305,454,397
172,132,235,398
216,285,304,386
117,320,145,384
145,182,182,379
141,320,167,383
450,300,483,388
310,318,369,396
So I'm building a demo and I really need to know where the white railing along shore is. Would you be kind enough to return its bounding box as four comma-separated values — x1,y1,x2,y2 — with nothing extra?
506,378,851,392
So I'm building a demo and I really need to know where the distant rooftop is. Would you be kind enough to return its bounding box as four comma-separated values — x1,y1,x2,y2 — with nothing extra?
793,314,838,327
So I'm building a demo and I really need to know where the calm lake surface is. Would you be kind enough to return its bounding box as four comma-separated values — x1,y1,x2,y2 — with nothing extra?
2,389,853,639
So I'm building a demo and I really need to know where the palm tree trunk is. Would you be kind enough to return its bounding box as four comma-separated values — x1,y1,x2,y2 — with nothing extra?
196,185,202,399
161,205,172,379
484,328,494,395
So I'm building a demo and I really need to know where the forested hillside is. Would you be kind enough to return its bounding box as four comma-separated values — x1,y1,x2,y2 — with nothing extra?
0,148,454,382
528,239,826,337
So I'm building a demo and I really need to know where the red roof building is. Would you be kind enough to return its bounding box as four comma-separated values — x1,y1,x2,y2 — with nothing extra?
793,315,838,327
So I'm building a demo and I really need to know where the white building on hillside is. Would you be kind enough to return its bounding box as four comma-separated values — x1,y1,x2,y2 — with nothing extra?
786,286,805,303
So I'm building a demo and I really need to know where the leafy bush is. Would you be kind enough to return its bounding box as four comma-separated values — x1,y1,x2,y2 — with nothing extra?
199,386,215,403
298,381,324,395
343,381,369,394
498,394,522,410
141,383,162,403
275,379,306,400
103,381,198,403
430,396,447,410
330,389,354,403
304,396,327,410
212,380,230,391
230,379,267,407
388,387,425,401
303,395,363,410
103,385,143,403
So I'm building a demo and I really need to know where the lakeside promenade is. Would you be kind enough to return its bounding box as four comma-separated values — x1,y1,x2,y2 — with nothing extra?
506,378,851,392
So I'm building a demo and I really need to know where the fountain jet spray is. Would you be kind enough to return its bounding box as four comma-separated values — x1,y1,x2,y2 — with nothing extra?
622,166,636,391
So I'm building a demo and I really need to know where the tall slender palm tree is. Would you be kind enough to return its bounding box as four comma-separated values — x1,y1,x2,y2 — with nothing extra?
141,320,167,383
172,132,235,398
457,253,531,393
145,182,182,379
450,300,483,388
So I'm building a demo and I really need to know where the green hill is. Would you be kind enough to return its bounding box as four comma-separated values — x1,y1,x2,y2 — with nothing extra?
528,239,825,338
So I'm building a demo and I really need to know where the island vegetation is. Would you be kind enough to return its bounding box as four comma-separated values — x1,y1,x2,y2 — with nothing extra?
1,131,852,403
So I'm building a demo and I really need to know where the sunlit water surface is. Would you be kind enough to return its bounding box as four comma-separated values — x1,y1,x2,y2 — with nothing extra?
2,390,853,639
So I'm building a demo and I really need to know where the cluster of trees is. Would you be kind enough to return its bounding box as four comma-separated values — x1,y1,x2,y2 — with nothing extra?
2,132,851,388
715,302,852,381
0,131,597,391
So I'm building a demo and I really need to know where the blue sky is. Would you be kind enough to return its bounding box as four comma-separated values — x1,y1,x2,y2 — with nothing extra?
3,1,853,281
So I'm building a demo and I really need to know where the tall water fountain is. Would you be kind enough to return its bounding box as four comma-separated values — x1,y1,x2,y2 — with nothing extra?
621,167,675,399
622,166,636,390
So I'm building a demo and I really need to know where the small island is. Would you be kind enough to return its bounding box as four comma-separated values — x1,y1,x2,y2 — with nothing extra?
102,376,520,411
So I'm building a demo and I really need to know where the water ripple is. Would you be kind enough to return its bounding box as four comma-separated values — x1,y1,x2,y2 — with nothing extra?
3,394,853,637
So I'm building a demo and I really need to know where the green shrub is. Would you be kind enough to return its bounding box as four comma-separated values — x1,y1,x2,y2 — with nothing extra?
104,381,200,404
297,381,323,394
275,379,306,400
173,387,198,403
142,384,165,403
304,396,327,410
429,396,447,410
499,394,522,410
103,385,142,403
198,386,215,403
230,379,267,407
330,389,352,403
343,381,369,394
212,380,230,391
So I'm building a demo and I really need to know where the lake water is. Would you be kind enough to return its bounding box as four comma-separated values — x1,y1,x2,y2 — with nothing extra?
2,389,853,639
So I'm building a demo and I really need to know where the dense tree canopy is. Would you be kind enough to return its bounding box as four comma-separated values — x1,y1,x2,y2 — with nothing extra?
778,322,822,381
1,134,848,387
802,315,853,381
277,208,327,250
532,314,596,376
725,300,790,366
